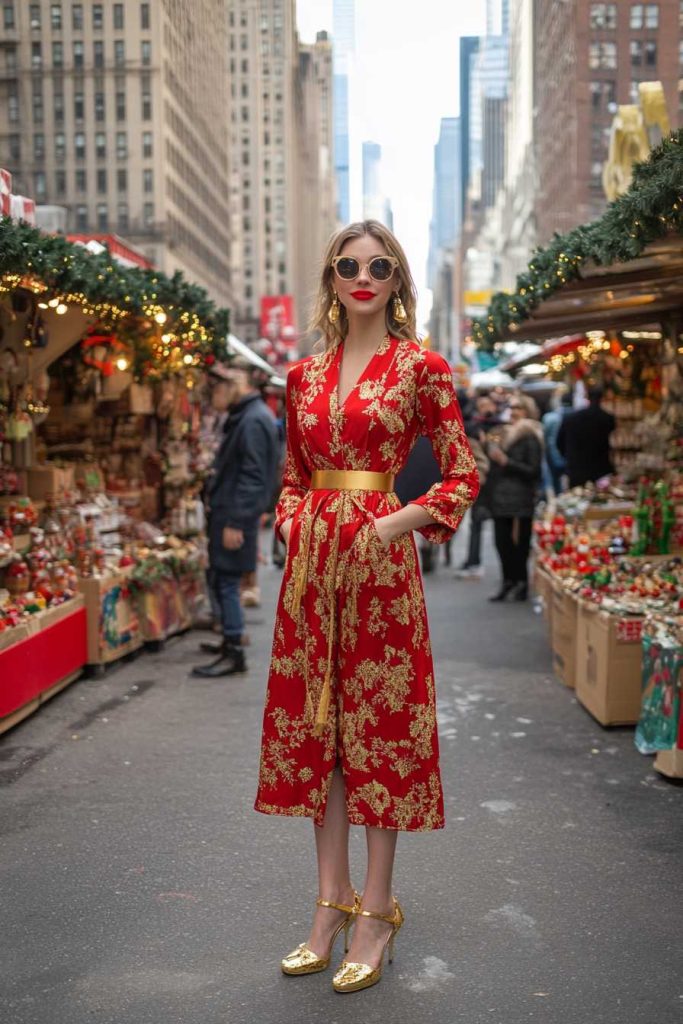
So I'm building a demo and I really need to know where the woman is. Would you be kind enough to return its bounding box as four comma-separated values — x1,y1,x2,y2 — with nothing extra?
486,394,543,602
254,220,479,993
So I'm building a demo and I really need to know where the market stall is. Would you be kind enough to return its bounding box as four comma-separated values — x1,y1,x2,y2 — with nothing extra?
474,133,683,777
0,184,232,731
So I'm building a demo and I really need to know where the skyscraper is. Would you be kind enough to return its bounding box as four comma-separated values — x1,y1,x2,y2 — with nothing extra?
459,36,480,220
332,0,355,223
361,140,392,227
427,118,461,289
0,0,234,307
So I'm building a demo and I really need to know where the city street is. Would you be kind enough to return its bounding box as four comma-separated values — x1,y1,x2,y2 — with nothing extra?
2,529,682,1024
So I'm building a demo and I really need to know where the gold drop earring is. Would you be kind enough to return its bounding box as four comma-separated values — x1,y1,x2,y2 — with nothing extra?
393,292,407,324
328,291,341,324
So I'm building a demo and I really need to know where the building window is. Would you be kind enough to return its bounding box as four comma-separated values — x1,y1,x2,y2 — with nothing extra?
32,93,43,123
117,168,127,191
96,203,108,230
141,3,150,29
35,172,46,200
3,5,15,30
143,201,154,227
113,3,124,29
8,133,19,159
75,168,86,191
680,38,683,69
116,89,126,120
73,40,84,68
51,4,62,29
141,40,151,65
75,204,88,230
96,168,107,194
141,79,152,119
589,41,616,69
117,202,129,231
29,4,40,28
94,40,104,68
52,41,63,67
590,79,616,111
74,132,85,159
5,45,16,72
93,3,103,30
143,168,153,192
33,133,45,160
72,3,83,30
116,131,127,159
95,132,106,159
55,132,65,159
631,40,643,66
95,90,105,121
644,40,657,66
31,42,42,69
114,39,125,66
142,130,153,157
54,91,64,122
630,4,644,28
55,170,66,196
644,3,658,27
74,87,84,119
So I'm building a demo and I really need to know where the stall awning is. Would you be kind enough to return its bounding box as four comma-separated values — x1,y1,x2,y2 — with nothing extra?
499,237,683,342
500,335,586,373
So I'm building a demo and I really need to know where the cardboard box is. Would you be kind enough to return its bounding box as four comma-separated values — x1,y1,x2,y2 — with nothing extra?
574,602,644,726
550,580,579,688
654,746,683,779
26,464,75,500
78,570,142,664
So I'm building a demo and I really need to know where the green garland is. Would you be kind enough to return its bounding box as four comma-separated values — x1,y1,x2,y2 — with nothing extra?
0,217,230,373
473,130,683,349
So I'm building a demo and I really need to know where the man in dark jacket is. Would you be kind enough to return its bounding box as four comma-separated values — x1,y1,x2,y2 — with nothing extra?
556,386,615,488
192,357,278,678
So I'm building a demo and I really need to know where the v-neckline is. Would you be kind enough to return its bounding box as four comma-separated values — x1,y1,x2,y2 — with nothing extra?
334,334,390,411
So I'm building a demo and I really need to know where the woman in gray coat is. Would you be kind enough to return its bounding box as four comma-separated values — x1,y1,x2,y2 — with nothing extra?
485,395,543,602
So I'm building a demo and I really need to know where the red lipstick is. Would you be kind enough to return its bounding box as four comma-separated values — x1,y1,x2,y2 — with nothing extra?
351,290,375,300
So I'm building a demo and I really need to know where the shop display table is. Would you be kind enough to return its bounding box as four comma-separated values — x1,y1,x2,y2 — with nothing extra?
0,595,87,734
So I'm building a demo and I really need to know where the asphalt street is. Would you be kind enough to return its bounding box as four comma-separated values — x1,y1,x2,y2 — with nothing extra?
1,524,682,1024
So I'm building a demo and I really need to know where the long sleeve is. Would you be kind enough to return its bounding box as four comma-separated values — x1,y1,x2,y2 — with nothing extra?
223,415,277,530
409,350,480,543
274,363,311,540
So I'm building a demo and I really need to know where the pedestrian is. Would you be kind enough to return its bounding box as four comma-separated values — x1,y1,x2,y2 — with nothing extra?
254,219,479,993
191,357,278,678
486,394,543,602
394,434,441,574
454,393,499,579
541,388,572,497
556,385,616,487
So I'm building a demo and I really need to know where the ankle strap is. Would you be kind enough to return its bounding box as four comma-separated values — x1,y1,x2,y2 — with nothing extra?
357,897,400,926
316,891,359,915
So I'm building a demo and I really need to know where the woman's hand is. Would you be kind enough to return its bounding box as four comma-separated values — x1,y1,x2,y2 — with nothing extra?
488,443,509,467
371,515,398,549
281,517,294,547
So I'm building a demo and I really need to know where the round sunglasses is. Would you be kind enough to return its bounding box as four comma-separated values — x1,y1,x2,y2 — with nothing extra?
331,255,399,282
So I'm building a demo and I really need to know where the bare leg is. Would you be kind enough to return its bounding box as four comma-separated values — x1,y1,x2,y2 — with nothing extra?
344,826,398,968
305,766,355,958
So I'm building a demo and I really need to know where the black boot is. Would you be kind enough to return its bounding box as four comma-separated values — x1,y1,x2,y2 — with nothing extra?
512,581,528,601
199,639,223,655
488,580,515,602
191,640,247,678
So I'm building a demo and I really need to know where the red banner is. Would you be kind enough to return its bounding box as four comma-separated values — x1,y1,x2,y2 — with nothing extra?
260,295,296,344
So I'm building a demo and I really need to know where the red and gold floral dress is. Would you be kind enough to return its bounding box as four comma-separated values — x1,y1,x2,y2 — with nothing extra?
255,335,479,831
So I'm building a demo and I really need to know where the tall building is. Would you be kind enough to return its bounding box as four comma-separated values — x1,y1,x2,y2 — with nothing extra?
361,139,392,227
0,0,234,308
296,31,335,330
534,0,683,244
427,118,461,289
227,0,299,341
332,0,355,223
459,36,480,220
227,2,335,343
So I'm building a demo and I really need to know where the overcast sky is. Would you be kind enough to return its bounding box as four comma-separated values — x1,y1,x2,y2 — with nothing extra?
296,1,487,330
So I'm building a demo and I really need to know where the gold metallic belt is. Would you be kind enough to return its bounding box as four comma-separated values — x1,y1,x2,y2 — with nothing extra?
310,469,395,492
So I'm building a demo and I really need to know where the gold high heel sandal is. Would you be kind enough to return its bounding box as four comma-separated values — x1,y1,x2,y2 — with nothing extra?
332,896,404,993
281,892,360,976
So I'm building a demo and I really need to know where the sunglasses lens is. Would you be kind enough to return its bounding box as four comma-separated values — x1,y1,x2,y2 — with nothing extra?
335,257,359,280
369,258,394,281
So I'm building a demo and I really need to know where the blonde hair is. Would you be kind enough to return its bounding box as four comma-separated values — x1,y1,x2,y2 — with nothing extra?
308,220,418,350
